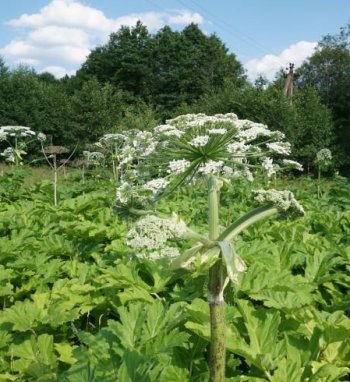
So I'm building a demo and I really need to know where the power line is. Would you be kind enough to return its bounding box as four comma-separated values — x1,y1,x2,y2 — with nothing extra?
175,0,286,67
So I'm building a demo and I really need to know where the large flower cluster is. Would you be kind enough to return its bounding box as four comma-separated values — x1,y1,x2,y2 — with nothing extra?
0,126,36,138
152,113,301,184
126,214,188,260
114,113,304,210
113,113,305,262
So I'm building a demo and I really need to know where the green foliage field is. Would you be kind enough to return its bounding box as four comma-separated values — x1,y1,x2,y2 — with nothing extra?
0,168,349,381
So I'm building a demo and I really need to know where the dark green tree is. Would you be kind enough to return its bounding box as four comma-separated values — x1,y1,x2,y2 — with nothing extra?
0,56,9,77
77,21,153,98
75,22,247,115
0,67,44,127
70,77,140,142
0,65,74,146
298,23,350,168
292,86,335,169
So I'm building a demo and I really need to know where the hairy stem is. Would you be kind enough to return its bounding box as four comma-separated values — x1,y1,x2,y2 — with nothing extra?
208,175,225,382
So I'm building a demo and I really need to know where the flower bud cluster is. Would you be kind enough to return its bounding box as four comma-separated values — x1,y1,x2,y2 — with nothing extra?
126,214,187,260
253,189,305,215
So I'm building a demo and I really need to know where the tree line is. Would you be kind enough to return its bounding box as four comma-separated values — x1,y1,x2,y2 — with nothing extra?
0,22,349,172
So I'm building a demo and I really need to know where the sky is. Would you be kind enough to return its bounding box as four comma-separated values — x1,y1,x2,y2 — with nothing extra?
0,0,349,81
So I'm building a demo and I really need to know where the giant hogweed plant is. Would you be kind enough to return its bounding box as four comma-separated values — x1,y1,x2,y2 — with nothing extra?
114,113,304,381
315,148,332,198
0,125,45,165
95,130,155,181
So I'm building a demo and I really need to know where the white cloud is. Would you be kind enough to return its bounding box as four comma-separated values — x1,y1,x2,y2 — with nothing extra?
2,39,90,65
245,41,318,81
28,26,89,47
40,65,75,78
1,0,204,78
167,10,203,25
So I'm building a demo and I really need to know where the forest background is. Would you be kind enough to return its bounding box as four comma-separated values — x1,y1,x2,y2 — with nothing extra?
0,21,349,173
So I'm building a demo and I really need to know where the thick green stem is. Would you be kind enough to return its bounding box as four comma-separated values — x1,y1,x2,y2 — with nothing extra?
53,154,58,207
208,175,226,382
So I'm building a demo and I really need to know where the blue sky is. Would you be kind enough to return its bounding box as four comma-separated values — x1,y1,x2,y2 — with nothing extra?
0,0,349,80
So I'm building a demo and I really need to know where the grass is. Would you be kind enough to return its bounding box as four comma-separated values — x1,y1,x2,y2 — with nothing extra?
0,163,80,187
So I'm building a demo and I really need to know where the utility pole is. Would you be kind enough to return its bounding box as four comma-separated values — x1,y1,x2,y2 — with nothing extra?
283,63,295,102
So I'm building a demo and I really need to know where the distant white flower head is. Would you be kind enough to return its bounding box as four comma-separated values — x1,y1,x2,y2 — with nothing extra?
37,132,46,142
316,148,332,164
99,133,126,146
83,151,105,165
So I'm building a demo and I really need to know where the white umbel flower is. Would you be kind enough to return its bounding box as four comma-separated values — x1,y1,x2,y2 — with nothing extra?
266,142,291,155
37,132,46,142
0,126,35,137
208,128,227,135
282,159,303,171
253,189,305,215
262,157,276,178
189,135,210,147
198,160,224,175
316,148,332,163
147,246,181,260
143,178,169,194
168,159,191,174
126,214,187,251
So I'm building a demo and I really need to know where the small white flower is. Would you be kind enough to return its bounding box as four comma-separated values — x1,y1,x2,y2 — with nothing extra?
262,157,276,178
147,246,181,260
168,159,191,174
227,142,251,154
116,182,132,204
208,128,227,135
283,159,303,171
143,178,169,194
237,123,272,141
266,142,291,155
189,135,210,147
198,160,224,175
120,145,136,165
